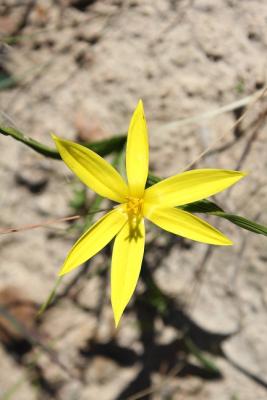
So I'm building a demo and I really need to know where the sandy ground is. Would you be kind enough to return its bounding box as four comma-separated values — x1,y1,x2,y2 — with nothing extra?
0,0,267,399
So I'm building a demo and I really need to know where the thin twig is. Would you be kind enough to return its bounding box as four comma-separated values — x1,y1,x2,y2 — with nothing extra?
126,361,184,400
0,305,76,379
0,208,111,234
0,215,80,234
235,107,267,170
37,196,106,315
10,0,37,36
181,87,267,171
159,93,258,130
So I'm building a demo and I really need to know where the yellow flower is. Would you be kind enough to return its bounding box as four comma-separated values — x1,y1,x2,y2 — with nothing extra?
53,100,245,326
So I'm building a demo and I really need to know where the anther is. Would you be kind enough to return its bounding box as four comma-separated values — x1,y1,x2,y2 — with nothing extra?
125,196,144,217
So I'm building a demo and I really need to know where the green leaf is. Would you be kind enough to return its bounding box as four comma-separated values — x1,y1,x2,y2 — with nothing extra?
184,337,221,375
88,135,126,157
212,212,267,237
0,125,126,159
146,173,160,186
37,277,63,316
180,199,224,213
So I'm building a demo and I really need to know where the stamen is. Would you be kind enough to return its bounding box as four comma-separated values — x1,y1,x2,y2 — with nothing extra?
125,196,144,218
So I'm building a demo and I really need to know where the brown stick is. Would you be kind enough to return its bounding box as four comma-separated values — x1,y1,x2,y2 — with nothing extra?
0,215,80,235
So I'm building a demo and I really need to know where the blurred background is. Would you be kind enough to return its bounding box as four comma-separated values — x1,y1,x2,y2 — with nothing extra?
0,1,267,399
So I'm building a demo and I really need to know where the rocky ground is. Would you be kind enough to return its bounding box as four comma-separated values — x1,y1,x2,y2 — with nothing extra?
0,0,267,399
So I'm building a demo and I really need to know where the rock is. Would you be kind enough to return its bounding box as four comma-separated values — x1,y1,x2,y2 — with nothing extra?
77,275,103,310
15,152,50,194
0,345,37,400
0,286,38,348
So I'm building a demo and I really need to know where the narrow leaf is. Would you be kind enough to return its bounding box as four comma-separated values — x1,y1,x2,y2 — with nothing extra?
180,199,224,213
213,212,267,237
37,277,63,316
184,337,221,375
0,125,126,159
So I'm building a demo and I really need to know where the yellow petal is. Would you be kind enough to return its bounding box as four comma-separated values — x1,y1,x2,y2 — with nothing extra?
126,100,149,197
111,218,145,327
144,169,246,207
145,206,232,245
59,208,127,276
53,135,128,203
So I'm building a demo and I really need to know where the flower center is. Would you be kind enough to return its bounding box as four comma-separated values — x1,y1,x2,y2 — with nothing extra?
125,196,144,218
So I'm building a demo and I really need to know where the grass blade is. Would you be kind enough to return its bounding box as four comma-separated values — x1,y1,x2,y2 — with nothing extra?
0,125,126,159
212,212,267,237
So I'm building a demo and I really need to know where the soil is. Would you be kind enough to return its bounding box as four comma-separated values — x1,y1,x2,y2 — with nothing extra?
0,1,267,399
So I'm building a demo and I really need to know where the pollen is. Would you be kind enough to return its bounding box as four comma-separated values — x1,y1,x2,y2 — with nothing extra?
125,196,144,218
